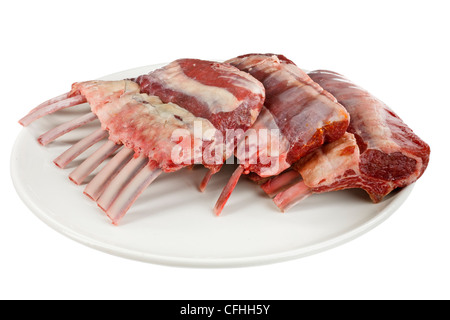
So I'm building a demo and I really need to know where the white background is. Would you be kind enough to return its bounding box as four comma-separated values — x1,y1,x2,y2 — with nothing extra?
1,0,448,300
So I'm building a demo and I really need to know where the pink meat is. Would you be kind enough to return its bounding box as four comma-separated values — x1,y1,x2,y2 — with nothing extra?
234,106,291,177
135,59,265,134
226,54,350,167
20,58,268,224
308,70,430,194
270,70,430,211
70,80,223,173
296,133,393,202
212,54,350,216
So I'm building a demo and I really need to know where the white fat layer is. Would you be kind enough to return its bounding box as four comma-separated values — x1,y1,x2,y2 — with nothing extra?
350,101,397,151
236,107,290,176
310,71,425,186
81,80,217,142
157,62,241,114
264,69,304,88
217,73,264,98
283,63,307,79
309,71,397,152
133,94,217,141
300,133,360,186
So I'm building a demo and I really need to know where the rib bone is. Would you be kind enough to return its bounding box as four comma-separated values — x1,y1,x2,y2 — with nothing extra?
106,165,162,225
97,155,148,212
84,147,135,201
69,140,121,185
53,128,108,169
19,94,87,126
38,112,97,146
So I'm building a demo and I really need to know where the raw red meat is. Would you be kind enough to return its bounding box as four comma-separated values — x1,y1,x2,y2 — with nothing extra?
19,58,267,224
226,54,350,166
269,70,430,211
70,80,222,173
213,54,350,215
135,58,265,134
136,58,267,192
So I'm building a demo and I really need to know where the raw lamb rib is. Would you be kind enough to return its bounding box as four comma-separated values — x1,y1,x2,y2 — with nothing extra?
268,70,430,211
135,59,265,134
227,54,349,163
54,80,225,222
213,54,350,215
135,58,266,190
19,59,266,224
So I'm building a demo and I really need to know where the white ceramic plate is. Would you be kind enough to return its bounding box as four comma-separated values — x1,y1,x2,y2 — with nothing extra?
11,63,414,268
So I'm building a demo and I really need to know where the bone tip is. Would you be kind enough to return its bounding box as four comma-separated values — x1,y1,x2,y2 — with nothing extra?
37,137,46,146
83,190,96,202
272,195,285,212
275,205,287,213
18,118,28,127
97,203,107,213
53,160,64,169
273,201,289,213
104,210,120,226
68,175,82,185
213,205,223,217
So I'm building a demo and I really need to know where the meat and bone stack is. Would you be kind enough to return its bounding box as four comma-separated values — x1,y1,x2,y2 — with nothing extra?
19,59,265,224
264,70,430,211
18,55,430,224
213,54,350,215
135,59,266,190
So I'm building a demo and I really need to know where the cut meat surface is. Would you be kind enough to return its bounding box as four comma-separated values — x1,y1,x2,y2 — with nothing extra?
70,80,222,173
20,58,267,225
135,59,265,134
17,56,432,225
235,106,291,177
226,54,350,165
308,70,430,188
272,133,394,211
212,54,350,215
269,70,430,211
